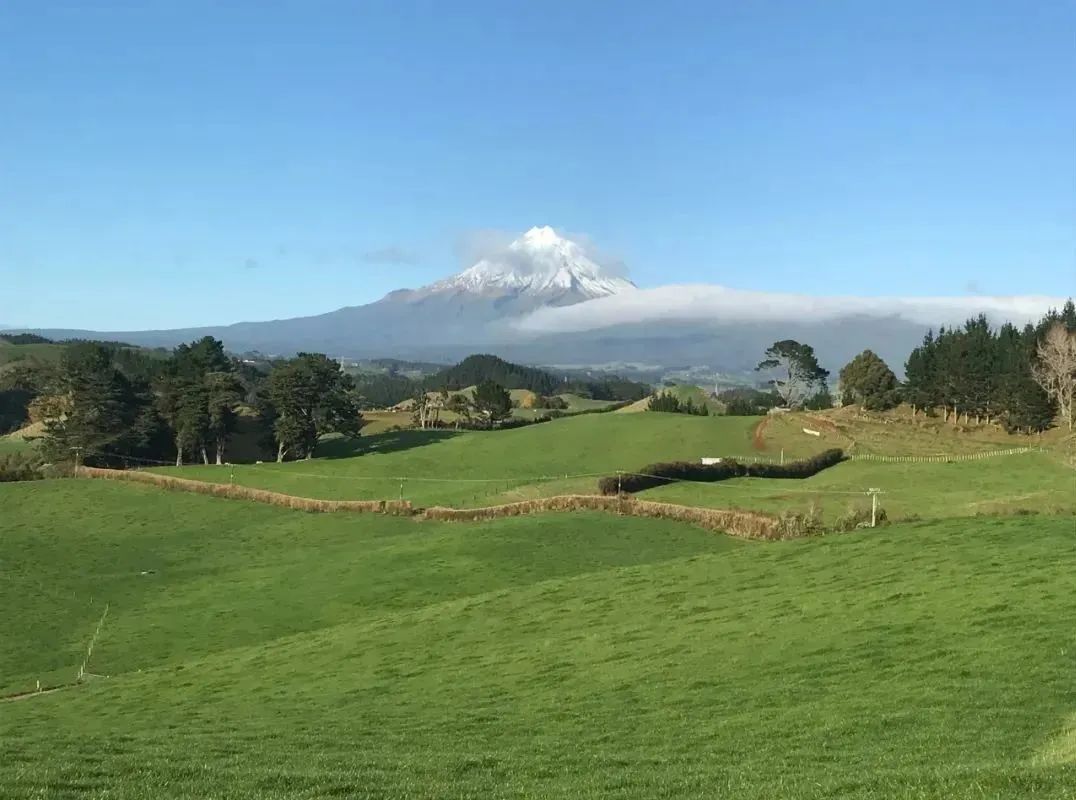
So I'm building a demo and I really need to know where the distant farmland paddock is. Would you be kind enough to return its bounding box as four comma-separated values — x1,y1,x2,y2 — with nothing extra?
147,411,1072,518
151,414,767,507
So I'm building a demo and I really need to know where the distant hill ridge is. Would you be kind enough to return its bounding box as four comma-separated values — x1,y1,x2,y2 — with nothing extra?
427,355,564,394
422,355,650,403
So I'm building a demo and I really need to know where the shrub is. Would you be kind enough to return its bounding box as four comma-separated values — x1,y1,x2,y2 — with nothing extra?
598,449,845,495
776,509,825,538
833,504,888,532
717,388,780,415
0,451,46,482
533,395,569,410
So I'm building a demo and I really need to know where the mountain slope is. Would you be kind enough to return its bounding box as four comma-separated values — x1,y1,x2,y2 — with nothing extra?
23,226,637,359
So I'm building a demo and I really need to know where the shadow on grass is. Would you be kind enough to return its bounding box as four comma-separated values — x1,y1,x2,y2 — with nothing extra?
315,429,463,459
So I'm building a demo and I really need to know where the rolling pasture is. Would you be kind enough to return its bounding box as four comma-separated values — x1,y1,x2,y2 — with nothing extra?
152,413,765,508
2,480,1073,798
149,411,1073,522
642,451,1076,522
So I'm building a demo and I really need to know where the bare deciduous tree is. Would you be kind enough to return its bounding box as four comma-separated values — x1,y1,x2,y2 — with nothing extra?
1032,322,1076,430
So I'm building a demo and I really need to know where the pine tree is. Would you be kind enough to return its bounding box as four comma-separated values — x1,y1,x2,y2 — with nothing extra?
838,350,901,411
473,380,512,428
962,315,996,423
903,330,937,415
205,371,244,464
1060,299,1076,332
648,393,683,413
42,343,150,466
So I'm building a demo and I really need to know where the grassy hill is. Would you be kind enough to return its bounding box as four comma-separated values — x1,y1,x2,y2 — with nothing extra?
757,405,1069,457
152,413,765,506
2,479,1073,798
0,435,32,454
0,340,66,375
660,383,724,412
612,385,723,416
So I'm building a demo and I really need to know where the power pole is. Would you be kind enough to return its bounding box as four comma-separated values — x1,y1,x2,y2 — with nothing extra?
867,488,882,528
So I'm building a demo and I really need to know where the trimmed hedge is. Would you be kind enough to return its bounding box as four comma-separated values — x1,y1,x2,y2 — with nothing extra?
598,448,845,495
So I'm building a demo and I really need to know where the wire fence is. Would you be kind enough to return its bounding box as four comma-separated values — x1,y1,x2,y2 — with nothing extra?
846,447,1043,464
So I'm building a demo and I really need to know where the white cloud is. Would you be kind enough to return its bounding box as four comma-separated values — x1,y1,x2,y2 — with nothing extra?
511,284,1066,333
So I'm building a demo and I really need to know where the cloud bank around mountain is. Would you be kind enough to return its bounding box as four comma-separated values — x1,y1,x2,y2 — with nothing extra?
511,285,1067,333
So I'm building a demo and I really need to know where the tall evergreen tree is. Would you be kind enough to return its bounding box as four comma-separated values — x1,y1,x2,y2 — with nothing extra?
838,350,901,410
903,330,937,415
42,343,159,466
267,353,362,461
472,380,512,428
961,315,997,423
1060,299,1076,332
205,371,244,464
993,324,1054,433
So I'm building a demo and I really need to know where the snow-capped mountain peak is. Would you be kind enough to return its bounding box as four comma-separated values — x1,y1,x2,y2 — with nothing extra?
428,226,636,303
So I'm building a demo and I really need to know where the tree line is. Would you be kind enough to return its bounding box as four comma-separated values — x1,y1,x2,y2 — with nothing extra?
20,337,361,467
903,303,1076,431
759,301,1075,433
353,354,650,409
8,340,644,468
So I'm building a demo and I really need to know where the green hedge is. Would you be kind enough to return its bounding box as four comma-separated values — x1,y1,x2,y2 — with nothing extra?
598,448,845,495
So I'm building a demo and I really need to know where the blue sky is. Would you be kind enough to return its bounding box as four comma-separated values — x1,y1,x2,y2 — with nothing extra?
1,0,1073,329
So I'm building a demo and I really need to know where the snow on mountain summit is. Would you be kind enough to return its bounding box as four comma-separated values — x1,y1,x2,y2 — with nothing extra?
429,226,636,302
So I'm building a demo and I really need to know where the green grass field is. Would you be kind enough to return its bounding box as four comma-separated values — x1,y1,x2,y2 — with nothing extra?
642,452,1076,522
0,435,32,454
0,341,67,378
557,392,619,411
152,413,767,507
1,480,1073,798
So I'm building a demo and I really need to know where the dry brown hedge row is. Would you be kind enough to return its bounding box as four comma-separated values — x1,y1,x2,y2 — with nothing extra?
78,467,414,515
78,468,792,540
424,495,783,539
